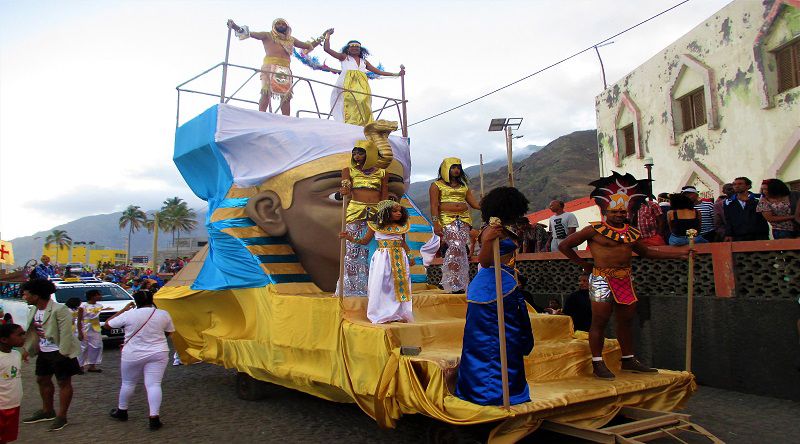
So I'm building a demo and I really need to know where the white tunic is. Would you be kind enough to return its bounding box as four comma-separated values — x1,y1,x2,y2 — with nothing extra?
330,56,369,122
366,230,414,324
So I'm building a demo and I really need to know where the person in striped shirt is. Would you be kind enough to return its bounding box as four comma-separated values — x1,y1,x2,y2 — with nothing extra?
682,186,716,242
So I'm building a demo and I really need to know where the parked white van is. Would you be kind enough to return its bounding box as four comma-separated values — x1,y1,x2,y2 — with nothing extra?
0,277,134,341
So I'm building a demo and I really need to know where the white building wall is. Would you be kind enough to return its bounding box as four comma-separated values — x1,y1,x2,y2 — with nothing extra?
595,0,800,197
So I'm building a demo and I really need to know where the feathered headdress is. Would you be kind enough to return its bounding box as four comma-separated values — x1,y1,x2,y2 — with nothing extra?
589,171,650,211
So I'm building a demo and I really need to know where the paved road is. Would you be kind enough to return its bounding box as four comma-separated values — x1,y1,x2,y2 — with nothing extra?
16,347,799,443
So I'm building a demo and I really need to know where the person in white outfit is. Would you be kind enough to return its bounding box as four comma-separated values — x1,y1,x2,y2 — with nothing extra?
104,290,174,431
323,30,404,126
79,290,111,372
340,200,414,324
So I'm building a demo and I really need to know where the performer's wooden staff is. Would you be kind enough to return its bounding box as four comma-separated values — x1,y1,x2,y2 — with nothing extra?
685,228,697,372
490,217,511,409
338,195,351,300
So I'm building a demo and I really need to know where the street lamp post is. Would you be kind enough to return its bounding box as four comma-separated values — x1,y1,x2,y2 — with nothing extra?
643,157,655,200
488,117,523,187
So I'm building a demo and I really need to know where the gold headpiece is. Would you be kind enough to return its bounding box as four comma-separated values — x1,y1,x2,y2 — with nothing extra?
375,200,399,225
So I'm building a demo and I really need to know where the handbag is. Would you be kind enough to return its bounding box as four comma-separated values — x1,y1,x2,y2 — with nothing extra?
120,308,156,351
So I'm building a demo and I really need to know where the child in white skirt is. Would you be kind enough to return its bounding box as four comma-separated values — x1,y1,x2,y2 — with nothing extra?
340,200,414,324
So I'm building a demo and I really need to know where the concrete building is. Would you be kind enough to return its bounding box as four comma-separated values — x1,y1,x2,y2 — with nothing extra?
596,0,800,197
42,245,127,266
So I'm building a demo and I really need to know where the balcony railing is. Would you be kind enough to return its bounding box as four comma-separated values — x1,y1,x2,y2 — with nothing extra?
175,29,409,136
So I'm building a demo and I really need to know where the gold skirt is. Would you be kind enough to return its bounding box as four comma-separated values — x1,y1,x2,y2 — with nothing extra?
346,200,377,223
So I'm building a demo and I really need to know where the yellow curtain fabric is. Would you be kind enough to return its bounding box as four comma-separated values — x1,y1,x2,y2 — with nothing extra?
156,287,695,443
342,70,374,126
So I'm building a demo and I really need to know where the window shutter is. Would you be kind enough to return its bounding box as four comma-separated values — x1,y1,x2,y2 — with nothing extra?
793,42,800,90
692,89,706,127
777,45,794,93
623,125,635,157
680,96,693,131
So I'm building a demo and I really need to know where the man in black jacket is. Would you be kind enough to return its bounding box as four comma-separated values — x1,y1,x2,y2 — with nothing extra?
723,177,769,241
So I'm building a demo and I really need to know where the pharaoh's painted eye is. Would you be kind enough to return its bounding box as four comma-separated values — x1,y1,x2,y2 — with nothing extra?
328,191,344,202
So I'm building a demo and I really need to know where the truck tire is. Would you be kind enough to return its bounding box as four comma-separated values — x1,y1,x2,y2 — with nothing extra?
235,372,271,401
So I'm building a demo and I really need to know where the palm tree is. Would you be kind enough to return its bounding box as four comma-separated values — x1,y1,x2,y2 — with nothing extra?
44,229,72,264
119,205,148,265
160,197,198,257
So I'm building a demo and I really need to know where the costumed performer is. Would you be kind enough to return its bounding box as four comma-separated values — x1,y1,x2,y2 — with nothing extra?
227,18,329,115
429,158,480,293
558,172,690,380
324,30,404,126
340,200,414,323
79,290,113,372
454,186,534,406
338,121,396,296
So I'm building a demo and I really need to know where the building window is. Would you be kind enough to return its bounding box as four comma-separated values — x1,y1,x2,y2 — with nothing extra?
776,39,800,94
677,87,706,132
621,124,636,157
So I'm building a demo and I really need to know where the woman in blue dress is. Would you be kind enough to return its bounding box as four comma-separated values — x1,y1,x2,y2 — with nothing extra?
454,186,534,406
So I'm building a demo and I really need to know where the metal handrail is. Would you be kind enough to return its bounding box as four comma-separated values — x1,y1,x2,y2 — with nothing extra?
176,60,408,136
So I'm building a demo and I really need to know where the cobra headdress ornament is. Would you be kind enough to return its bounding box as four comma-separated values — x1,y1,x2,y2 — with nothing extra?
589,171,650,211
352,120,397,170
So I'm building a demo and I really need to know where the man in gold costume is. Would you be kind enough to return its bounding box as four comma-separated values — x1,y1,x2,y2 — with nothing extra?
227,18,329,115
429,158,480,293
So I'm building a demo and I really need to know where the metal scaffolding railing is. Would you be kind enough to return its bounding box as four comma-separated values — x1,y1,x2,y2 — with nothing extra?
175,29,409,136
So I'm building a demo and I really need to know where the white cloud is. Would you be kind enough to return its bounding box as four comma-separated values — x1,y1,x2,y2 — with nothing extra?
0,0,732,239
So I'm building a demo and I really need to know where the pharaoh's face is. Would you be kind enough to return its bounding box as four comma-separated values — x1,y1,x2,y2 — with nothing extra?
273,170,406,291
449,165,462,178
274,21,288,33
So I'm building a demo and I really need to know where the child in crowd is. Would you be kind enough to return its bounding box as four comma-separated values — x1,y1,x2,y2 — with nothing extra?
455,187,534,406
80,290,111,373
340,200,414,324
64,298,84,341
0,324,26,443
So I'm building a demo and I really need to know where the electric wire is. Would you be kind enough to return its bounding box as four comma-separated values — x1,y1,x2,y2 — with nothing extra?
407,0,691,128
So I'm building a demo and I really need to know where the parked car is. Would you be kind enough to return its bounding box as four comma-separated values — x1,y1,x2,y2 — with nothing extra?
0,277,134,340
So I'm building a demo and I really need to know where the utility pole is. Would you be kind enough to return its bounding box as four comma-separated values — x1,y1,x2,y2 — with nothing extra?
151,212,160,271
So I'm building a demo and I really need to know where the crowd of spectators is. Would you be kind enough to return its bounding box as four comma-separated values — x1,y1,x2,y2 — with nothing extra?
26,256,195,292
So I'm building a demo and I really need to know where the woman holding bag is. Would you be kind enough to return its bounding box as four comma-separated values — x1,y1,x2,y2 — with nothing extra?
103,290,175,430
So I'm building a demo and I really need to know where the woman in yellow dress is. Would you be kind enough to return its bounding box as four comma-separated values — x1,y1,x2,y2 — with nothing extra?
429,158,480,293
339,141,389,295
324,30,404,126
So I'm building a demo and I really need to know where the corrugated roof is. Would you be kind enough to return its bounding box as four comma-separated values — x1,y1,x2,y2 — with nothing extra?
526,197,595,224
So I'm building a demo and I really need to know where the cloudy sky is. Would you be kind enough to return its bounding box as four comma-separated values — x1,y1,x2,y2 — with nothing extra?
0,0,732,239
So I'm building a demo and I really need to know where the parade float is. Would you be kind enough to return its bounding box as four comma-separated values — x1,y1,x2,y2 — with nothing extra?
155,26,711,443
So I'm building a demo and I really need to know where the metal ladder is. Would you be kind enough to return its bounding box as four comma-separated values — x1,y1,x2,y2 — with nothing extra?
540,407,724,443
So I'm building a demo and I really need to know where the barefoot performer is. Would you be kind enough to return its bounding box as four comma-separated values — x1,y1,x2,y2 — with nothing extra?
227,18,328,115
558,172,690,380
429,158,480,293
